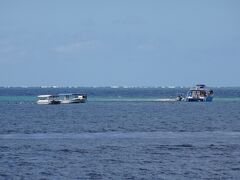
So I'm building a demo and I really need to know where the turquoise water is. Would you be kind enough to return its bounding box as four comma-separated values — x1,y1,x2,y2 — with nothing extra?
0,87,240,102
1,95,240,103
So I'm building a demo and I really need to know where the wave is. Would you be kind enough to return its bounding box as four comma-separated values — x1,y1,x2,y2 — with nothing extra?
1,131,240,140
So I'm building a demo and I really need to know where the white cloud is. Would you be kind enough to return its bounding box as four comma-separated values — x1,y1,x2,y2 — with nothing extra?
136,39,175,53
0,40,15,54
137,40,162,51
54,40,101,53
0,46,15,54
112,16,146,25
0,40,27,63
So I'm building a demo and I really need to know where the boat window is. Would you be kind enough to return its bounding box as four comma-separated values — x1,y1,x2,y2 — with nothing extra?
39,97,47,100
200,91,206,96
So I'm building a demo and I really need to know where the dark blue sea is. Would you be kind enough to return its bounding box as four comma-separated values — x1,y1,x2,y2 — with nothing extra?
0,87,240,179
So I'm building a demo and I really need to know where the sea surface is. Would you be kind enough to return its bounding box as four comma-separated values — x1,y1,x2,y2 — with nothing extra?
0,87,240,179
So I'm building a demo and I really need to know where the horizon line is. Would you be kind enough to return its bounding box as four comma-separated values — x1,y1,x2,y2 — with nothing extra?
0,85,240,89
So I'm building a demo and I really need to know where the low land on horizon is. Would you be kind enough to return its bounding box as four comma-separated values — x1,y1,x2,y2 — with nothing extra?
0,85,240,89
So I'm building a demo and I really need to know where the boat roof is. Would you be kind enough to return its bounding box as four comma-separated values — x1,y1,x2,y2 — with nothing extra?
37,95,59,98
189,89,207,91
58,93,87,96
189,84,208,90
196,84,206,87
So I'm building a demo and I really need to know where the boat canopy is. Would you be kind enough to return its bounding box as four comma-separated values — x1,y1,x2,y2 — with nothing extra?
37,95,59,98
196,84,206,88
58,93,87,96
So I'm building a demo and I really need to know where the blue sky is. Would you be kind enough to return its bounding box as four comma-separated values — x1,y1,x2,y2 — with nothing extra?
0,0,239,87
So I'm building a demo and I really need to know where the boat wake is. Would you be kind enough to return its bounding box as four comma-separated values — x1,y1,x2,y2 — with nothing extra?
90,98,178,102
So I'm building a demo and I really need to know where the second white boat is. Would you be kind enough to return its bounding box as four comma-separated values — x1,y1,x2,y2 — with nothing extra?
59,93,87,104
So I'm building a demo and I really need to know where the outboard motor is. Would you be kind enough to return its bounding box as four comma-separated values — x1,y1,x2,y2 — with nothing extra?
176,94,184,101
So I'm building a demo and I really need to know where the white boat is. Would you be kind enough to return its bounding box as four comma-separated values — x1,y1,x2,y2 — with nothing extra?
59,93,87,104
185,84,214,102
37,95,61,105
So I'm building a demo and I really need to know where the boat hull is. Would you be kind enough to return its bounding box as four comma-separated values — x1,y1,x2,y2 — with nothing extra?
186,96,213,102
61,98,86,104
37,100,61,105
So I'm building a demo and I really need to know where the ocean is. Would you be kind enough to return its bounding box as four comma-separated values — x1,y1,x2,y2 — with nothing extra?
0,87,240,179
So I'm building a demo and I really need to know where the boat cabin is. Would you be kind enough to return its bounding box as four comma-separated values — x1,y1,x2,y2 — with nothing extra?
37,95,60,104
58,93,87,103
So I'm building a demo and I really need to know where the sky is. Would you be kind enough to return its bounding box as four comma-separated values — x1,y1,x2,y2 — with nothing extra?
0,0,240,87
